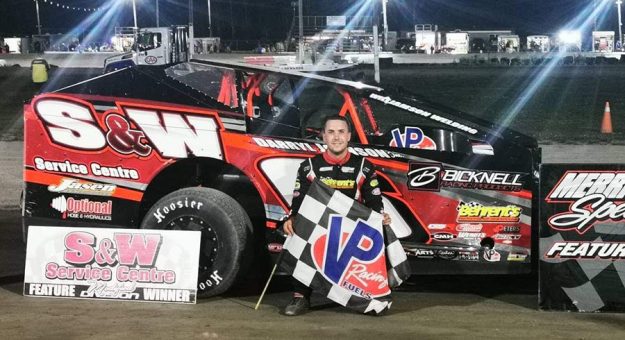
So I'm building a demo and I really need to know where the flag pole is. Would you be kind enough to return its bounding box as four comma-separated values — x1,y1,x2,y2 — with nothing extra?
255,235,290,310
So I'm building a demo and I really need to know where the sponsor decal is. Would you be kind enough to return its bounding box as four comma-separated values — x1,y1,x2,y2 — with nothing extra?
34,97,223,160
507,253,528,262
483,249,501,262
144,56,158,64
319,166,333,172
90,163,140,180
493,233,522,241
320,177,355,190
51,196,112,221
34,157,139,180
311,215,388,299
24,227,200,303
436,249,458,260
153,197,205,224
252,137,396,159
407,163,441,191
545,242,625,260
267,243,283,253
368,93,478,135
432,232,455,241
197,270,224,291
546,171,625,234
456,201,521,223
35,157,88,175
341,166,355,173
427,223,448,230
456,224,483,232
48,178,116,196
457,232,486,239
406,247,435,258
407,162,524,192
458,251,479,261
389,127,436,150
495,225,521,233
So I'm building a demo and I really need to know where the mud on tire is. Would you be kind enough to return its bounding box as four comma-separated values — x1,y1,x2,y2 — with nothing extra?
140,187,251,297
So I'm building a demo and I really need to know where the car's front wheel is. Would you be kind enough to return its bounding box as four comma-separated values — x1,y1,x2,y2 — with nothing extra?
140,187,251,297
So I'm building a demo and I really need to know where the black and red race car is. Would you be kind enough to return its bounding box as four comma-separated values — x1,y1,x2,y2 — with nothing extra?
22,60,540,296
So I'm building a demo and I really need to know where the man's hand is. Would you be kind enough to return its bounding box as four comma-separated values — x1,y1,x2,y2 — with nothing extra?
382,212,391,226
283,217,295,236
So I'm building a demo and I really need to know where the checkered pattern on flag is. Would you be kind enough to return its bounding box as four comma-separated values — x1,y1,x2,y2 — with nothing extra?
281,179,409,315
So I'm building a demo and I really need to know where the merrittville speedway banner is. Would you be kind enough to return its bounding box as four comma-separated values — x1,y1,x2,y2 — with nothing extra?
281,180,409,315
540,164,625,312
24,226,200,304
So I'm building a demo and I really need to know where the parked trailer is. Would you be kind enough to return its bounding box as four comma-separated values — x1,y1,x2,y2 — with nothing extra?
592,31,615,53
444,32,470,54
527,35,551,52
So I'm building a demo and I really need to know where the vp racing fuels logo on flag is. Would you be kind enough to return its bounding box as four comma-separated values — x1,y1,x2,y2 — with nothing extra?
546,171,625,234
311,215,389,299
407,162,524,192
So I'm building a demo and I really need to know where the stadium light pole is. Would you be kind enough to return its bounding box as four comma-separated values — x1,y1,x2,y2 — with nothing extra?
35,0,42,35
189,0,194,59
207,0,212,37
382,0,388,50
298,0,304,63
617,0,623,50
132,0,138,29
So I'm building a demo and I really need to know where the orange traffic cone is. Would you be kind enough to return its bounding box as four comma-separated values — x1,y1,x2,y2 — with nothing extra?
601,101,613,134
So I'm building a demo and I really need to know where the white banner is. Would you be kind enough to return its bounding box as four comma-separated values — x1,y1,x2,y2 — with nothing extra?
24,226,200,304
327,16,346,27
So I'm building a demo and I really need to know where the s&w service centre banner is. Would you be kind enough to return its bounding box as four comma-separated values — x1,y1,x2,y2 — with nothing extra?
24,226,200,304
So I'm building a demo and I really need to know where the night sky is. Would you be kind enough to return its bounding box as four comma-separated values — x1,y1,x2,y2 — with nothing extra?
0,0,621,42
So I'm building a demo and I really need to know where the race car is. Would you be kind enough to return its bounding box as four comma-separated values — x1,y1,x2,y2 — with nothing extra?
22,59,540,297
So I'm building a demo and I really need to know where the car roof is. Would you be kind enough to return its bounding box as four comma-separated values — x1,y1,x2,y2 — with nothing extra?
190,58,384,93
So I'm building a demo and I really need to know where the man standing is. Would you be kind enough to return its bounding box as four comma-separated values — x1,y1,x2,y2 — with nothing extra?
282,115,391,316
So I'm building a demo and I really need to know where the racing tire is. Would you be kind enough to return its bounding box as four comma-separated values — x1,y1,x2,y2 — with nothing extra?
140,187,251,298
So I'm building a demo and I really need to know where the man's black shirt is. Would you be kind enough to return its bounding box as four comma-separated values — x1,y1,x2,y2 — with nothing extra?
290,152,384,215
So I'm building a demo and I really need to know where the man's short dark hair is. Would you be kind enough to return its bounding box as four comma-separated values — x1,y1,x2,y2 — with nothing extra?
322,115,351,132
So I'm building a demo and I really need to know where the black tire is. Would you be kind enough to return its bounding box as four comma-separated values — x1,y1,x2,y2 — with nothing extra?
140,187,251,298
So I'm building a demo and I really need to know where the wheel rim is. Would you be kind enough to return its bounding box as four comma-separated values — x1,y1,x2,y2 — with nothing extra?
167,216,220,289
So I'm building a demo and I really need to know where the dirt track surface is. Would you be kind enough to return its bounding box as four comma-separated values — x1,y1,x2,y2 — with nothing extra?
2,274,625,339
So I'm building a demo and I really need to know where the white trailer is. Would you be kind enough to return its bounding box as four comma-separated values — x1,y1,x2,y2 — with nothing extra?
527,35,551,52
444,32,469,54
592,31,615,52
497,34,520,53
414,24,440,54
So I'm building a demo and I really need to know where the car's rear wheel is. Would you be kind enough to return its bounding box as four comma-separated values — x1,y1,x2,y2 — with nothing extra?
140,187,251,297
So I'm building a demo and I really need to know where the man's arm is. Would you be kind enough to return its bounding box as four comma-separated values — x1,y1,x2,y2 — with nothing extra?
360,159,391,225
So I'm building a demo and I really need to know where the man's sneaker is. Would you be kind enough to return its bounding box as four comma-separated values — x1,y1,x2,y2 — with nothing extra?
283,296,310,316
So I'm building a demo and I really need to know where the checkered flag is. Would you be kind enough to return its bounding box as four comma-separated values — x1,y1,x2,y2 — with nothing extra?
281,179,409,315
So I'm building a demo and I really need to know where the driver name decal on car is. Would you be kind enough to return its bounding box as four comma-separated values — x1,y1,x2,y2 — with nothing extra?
252,136,395,159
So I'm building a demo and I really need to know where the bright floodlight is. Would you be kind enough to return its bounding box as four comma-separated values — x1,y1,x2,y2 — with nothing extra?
558,30,582,44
